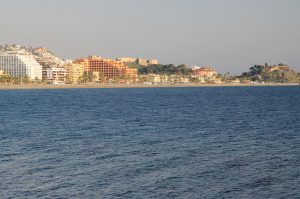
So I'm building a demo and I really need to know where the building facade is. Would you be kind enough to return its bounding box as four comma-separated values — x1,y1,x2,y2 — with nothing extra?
137,58,158,66
192,67,218,83
63,63,84,83
0,52,42,80
148,59,159,65
43,67,67,84
74,56,137,82
116,57,137,63
192,67,217,78
117,57,159,66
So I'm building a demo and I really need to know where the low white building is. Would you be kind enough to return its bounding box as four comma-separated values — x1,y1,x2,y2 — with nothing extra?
0,52,42,80
43,67,67,84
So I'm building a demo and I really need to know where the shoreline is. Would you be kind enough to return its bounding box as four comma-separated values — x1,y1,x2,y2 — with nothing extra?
0,83,298,90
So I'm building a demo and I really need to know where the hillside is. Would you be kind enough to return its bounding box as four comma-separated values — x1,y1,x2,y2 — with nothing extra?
240,63,300,83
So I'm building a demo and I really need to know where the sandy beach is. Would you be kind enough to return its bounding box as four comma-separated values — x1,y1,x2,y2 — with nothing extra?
0,83,298,90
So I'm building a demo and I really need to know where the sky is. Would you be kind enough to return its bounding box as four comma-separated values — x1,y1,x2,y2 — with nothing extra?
1,0,299,74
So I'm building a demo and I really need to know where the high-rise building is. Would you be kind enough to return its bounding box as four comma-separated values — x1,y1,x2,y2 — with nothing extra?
74,56,137,82
0,52,42,80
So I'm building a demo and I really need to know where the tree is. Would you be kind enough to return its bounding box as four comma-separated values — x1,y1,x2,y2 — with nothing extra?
22,76,31,84
249,65,264,76
137,64,192,76
0,73,14,84
98,74,106,83
79,73,90,84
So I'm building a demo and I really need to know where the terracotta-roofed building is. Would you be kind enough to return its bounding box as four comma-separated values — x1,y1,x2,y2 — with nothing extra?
192,67,217,78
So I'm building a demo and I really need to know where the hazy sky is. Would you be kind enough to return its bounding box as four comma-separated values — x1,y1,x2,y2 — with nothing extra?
1,0,299,73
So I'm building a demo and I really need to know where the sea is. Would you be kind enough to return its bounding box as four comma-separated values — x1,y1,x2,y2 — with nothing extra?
0,86,299,199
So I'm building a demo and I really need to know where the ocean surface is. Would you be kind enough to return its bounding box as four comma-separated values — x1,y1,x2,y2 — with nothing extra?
0,86,299,199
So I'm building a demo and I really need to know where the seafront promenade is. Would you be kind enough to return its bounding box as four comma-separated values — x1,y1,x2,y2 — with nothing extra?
0,83,298,90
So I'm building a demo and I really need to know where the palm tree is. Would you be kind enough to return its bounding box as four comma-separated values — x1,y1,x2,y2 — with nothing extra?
79,73,89,84
0,73,13,84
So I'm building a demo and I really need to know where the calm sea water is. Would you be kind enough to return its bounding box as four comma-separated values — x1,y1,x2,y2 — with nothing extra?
0,86,299,199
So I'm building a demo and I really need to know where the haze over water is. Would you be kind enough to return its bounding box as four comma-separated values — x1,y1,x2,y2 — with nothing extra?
1,87,299,198
1,0,300,73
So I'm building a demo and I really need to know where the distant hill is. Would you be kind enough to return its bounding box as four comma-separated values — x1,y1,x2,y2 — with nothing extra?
0,45,66,68
240,63,300,83
30,47,66,68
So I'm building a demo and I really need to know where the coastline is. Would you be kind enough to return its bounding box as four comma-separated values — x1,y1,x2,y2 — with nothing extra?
0,83,298,90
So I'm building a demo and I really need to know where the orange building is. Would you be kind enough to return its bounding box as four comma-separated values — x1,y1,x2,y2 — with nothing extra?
192,67,217,78
74,56,137,82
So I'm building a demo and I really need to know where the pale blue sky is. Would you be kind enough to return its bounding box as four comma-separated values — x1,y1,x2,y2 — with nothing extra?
1,0,299,73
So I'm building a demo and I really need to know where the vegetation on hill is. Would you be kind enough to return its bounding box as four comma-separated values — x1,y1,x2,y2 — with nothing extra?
240,63,300,83
125,63,192,76
125,62,144,69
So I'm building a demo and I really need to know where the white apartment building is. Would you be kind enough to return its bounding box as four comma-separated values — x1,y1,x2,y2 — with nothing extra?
0,52,42,80
42,67,67,84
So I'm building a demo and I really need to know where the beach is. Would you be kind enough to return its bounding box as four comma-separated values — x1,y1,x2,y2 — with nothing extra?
0,83,298,90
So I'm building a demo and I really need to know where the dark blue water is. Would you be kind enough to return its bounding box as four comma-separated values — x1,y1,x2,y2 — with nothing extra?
0,87,299,199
